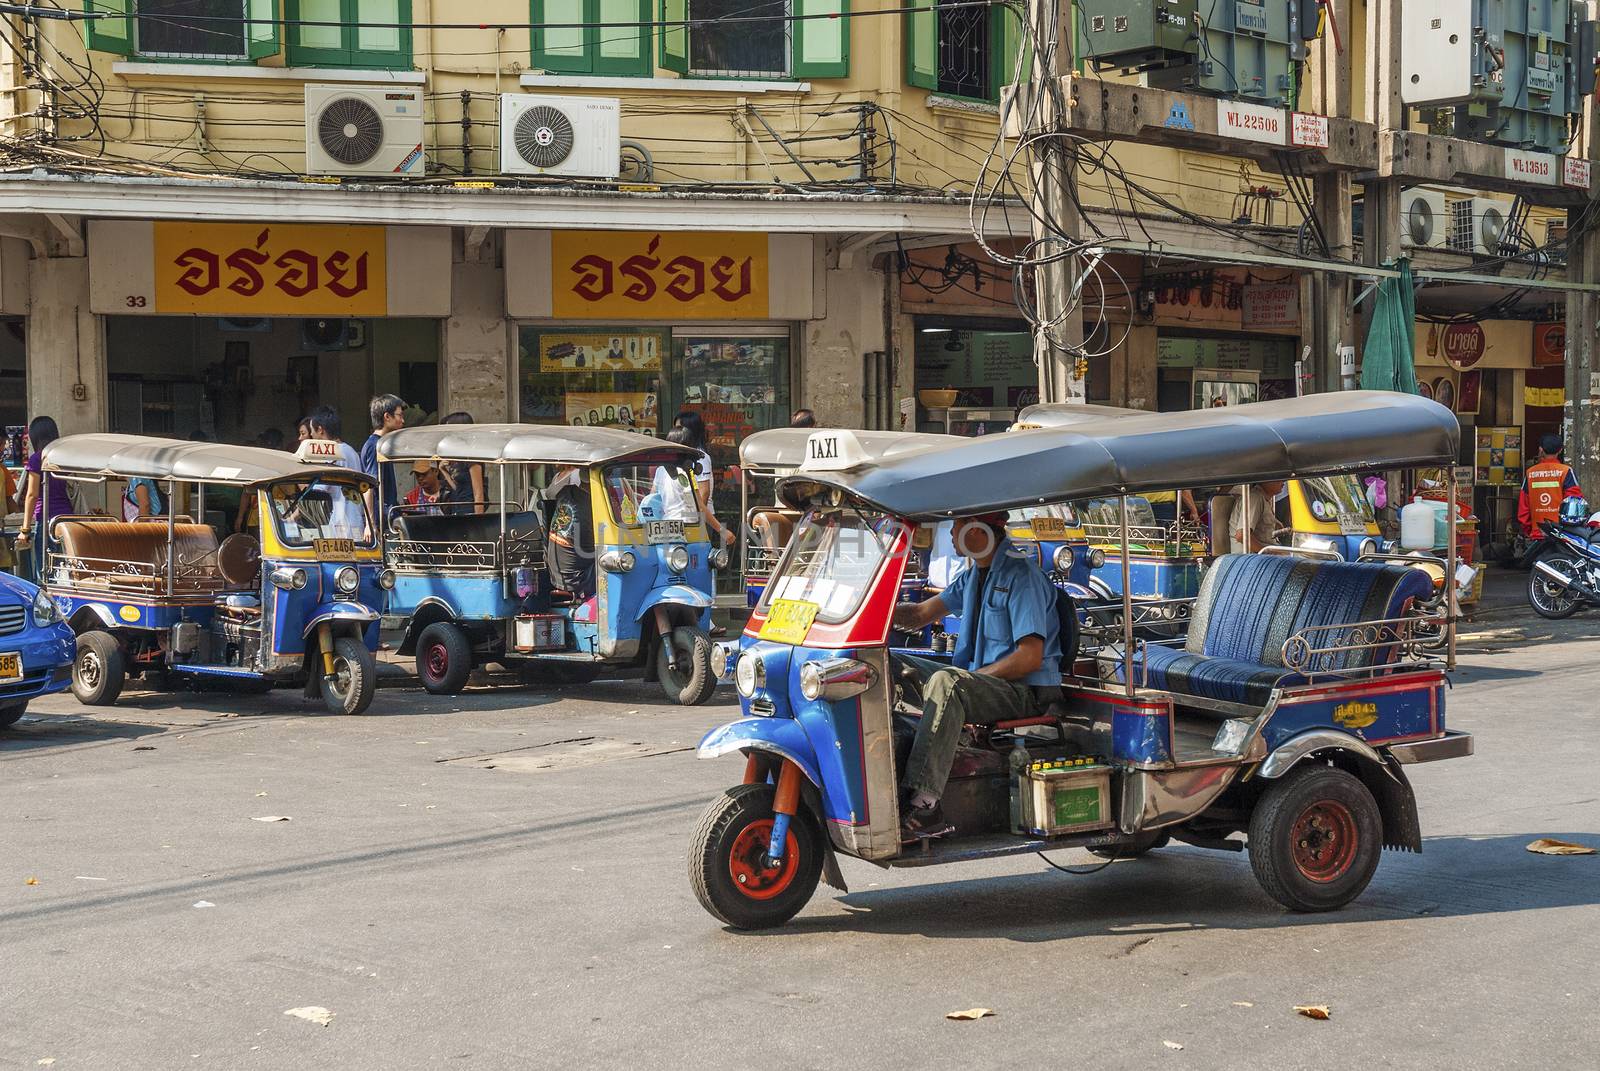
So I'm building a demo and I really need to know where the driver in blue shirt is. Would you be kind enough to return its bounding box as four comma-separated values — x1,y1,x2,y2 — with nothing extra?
891,512,1063,841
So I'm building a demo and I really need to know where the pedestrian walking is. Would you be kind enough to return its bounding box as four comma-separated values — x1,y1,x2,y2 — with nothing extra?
360,394,406,523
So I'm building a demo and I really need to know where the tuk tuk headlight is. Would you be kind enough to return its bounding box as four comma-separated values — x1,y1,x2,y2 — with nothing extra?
1358,538,1378,560
710,546,731,570
334,566,360,594
1051,545,1077,573
1293,533,1340,558
735,651,765,697
600,550,636,574
1086,548,1106,569
271,567,308,590
378,568,396,590
799,657,877,702
711,642,739,679
665,545,691,574
30,589,58,627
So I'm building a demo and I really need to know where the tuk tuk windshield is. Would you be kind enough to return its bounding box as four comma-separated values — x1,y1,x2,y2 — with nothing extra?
1009,503,1080,529
267,478,374,547
760,510,906,624
1079,496,1157,530
604,456,702,526
1301,475,1374,525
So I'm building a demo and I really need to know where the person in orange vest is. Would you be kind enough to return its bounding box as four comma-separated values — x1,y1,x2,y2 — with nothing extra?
1518,435,1583,536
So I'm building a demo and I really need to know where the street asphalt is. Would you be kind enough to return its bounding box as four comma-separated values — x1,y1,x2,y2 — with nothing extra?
3,575,1597,1070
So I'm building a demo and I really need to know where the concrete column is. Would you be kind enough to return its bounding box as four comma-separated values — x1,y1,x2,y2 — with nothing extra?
1122,323,1159,411
27,255,107,435
1361,0,1404,384
1307,0,1354,394
802,251,888,427
1028,0,1084,403
1566,205,1600,493
442,242,511,423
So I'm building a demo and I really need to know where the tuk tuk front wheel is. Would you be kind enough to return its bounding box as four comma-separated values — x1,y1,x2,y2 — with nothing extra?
689,782,822,930
1248,765,1382,913
658,624,715,706
72,631,126,707
321,636,376,716
416,622,472,695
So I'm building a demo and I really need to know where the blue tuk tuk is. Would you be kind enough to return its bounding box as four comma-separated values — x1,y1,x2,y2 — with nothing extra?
42,436,383,715
691,394,1472,929
376,424,723,704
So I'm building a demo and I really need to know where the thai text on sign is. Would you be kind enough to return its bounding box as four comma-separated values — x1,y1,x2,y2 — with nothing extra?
152,223,388,315
551,231,769,319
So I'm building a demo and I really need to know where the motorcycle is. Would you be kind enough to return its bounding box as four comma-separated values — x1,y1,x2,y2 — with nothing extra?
1527,498,1600,619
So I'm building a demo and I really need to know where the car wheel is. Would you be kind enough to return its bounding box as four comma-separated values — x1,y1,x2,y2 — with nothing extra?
321,636,376,715
0,700,26,729
1248,764,1382,912
416,622,473,695
72,631,126,707
658,625,715,706
688,782,822,930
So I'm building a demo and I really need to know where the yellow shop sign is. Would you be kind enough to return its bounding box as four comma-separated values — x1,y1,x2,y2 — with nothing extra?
152,222,388,316
551,231,768,319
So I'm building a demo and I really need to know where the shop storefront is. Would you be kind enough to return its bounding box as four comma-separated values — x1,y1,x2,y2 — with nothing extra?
1149,267,1302,409
911,316,1034,433
87,221,452,443
505,229,813,595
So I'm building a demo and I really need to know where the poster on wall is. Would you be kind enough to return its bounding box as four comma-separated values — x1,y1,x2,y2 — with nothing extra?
1455,369,1481,416
538,332,664,373
564,392,658,430
1475,426,1523,486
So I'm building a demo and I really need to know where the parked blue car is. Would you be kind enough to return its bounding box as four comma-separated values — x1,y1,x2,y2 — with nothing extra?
0,569,76,729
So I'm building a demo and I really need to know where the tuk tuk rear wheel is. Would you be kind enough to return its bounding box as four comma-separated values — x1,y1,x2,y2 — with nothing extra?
658,624,715,706
321,636,376,716
72,631,126,707
689,782,822,930
416,622,472,695
1248,765,1382,913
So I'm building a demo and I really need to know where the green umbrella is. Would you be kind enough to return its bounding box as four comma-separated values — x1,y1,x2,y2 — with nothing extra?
1360,258,1420,395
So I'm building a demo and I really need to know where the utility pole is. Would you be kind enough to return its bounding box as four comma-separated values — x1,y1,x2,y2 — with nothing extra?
1307,0,1354,393
1025,0,1084,403
1566,86,1600,493
1364,0,1404,275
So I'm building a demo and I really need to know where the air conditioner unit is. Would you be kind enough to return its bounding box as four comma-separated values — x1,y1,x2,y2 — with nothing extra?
499,94,621,179
305,85,425,177
1450,197,1512,255
1400,189,1448,249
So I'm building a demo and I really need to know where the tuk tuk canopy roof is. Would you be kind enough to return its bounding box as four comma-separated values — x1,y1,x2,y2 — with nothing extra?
782,392,1459,519
377,424,701,466
739,428,953,470
42,434,371,487
1010,402,1147,428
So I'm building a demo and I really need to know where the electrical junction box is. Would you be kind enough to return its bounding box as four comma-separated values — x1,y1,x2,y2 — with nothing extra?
1146,0,1298,106
1076,0,1199,74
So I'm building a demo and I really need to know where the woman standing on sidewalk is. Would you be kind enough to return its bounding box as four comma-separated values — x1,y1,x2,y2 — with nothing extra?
14,416,71,584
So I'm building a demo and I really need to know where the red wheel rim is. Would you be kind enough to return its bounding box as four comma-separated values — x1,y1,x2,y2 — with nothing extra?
1291,800,1359,882
727,819,799,901
425,643,448,680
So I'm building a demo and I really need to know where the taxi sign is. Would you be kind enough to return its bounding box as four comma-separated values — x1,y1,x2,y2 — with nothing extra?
758,599,820,644
296,438,344,465
798,430,870,473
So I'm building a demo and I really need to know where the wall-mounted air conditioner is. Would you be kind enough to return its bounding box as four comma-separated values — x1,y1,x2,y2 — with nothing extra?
1400,189,1449,249
305,85,425,177
1450,196,1512,255
499,94,621,179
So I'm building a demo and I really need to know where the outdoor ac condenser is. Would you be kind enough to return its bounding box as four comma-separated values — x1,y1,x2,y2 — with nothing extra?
1400,189,1449,249
304,85,426,177
499,94,622,179
1449,197,1512,256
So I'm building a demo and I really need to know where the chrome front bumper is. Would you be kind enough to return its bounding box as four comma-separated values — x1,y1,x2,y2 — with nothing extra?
1387,731,1474,765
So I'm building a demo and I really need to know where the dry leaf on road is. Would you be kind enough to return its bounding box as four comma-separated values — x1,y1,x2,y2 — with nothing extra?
1163,1041,1185,1051
945,1008,995,1021
1232,1001,1254,1007
1526,838,1596,856
284,1006,334,1027
251,816,292,823
24,877,38,886
1294,1005,1331,1020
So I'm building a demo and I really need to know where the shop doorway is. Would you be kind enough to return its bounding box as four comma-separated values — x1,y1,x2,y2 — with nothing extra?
912,316,1033,433
1156,332,1297,410
105,316,440,446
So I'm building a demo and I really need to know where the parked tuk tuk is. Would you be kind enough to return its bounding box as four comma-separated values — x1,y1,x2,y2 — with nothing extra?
691,392,1472,929
376,425,723,704
42,436,383,715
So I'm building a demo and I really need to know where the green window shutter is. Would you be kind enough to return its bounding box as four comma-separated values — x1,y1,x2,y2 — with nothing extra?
287,0,349,65
535,0,594,73
84,0,133,56
998,2,1030,90
904,0,936,90
248,0,281,60
793,0,848,79
659,0,687,75
594,0,650,76
350,0,412,68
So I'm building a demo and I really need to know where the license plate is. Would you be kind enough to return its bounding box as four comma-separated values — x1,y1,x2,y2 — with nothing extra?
759,599,820,645
0,653,20,683
315,538,355,557
1336,512,1370,537
1031,517,1069,539
645,520,685,544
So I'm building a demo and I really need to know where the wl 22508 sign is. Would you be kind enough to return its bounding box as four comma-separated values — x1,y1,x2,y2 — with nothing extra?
551,231,769,319
150,223,389,316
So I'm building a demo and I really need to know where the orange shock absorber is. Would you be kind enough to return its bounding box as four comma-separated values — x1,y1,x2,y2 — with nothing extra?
743,752,764,784
766,760,802,863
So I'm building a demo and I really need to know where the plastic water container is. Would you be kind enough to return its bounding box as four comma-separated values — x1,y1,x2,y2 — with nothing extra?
1400,500,1439,551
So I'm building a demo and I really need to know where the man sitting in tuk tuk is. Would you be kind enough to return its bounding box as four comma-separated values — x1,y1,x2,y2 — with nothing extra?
545,465,595,600
890,513,1063,841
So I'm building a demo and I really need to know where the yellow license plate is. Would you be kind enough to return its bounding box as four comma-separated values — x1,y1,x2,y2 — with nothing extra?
315,538,355,557
1031,517,1070,539
0,653,20,683
759,599,820,645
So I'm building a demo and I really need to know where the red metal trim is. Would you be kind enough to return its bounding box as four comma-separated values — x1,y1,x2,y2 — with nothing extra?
1277,671,1445,704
